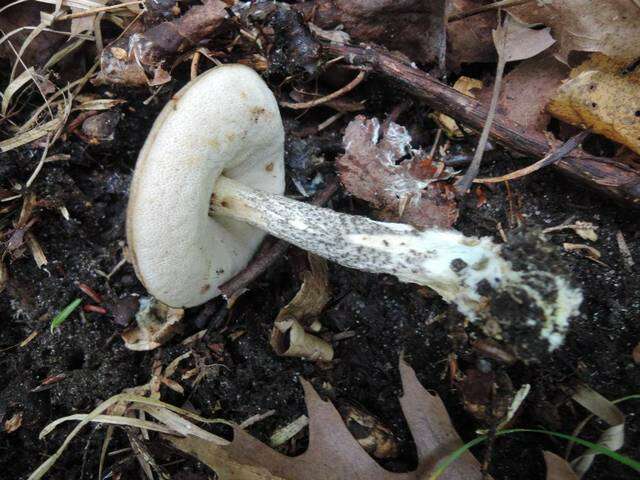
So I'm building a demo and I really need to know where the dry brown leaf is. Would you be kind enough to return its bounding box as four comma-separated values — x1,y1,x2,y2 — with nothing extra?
485,55,569,135
336,116,458,229
548,54,640,154
310,0,447,67
508,0,640,63
167,359,485,480
95,0,228,85
492,14,555,63
271,254,333,361
275,254,330,328
544,451,579,480
447,0,497,68
570,384,625,477
456,368,514,425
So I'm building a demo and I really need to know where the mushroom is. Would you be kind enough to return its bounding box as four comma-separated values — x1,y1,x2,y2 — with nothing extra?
127,64,582,356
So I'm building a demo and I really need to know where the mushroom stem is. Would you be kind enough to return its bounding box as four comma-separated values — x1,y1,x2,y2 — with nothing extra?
211,175,582,353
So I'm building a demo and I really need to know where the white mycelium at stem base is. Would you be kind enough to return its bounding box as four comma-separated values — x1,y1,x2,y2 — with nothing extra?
211,175,582,352
126,63,582,357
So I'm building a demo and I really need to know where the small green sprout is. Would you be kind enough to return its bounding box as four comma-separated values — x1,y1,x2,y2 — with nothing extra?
50,298,82,333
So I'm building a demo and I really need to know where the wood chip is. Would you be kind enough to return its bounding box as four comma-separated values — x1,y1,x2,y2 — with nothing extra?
3,412,23,433
269,415,309,447
616,230,635,268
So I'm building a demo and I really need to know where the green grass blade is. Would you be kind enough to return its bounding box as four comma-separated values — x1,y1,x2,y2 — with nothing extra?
429,428,640,480
613,394,640,404
50,298,82,333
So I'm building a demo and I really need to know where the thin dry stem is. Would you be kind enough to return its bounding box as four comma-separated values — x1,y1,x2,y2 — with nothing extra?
55,0,142,21
456,54,505,193
448,0,532,22
474,130,590,184
280,71,366,109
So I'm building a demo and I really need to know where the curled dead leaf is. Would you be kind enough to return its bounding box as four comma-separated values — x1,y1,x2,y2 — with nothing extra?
457,368,514,425
270,319,334,362
271,254,333,361
337,116,458,229
275,254,329,328
570,385,625,477
269,415,309,448
563,243,602,262
543,221,598,242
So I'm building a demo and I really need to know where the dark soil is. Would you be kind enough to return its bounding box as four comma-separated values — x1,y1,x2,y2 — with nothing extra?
1,66,639,480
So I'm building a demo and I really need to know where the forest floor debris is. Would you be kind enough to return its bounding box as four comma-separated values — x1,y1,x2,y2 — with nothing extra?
1,1,639,479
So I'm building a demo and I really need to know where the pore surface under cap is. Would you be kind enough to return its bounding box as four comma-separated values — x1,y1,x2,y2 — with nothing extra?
126,64,285,307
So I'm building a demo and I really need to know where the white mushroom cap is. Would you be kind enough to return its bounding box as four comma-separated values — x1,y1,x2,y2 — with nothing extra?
126,65,285,307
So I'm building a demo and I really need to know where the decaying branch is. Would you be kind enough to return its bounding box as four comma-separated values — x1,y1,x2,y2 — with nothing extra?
323,43,640,206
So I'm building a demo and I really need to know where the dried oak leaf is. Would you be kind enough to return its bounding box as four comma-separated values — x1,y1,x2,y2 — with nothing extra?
166,359,485,480
508,0,640,63
95,0,228,86
336,116,458,229
308,0,447,66
548,54,640,155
